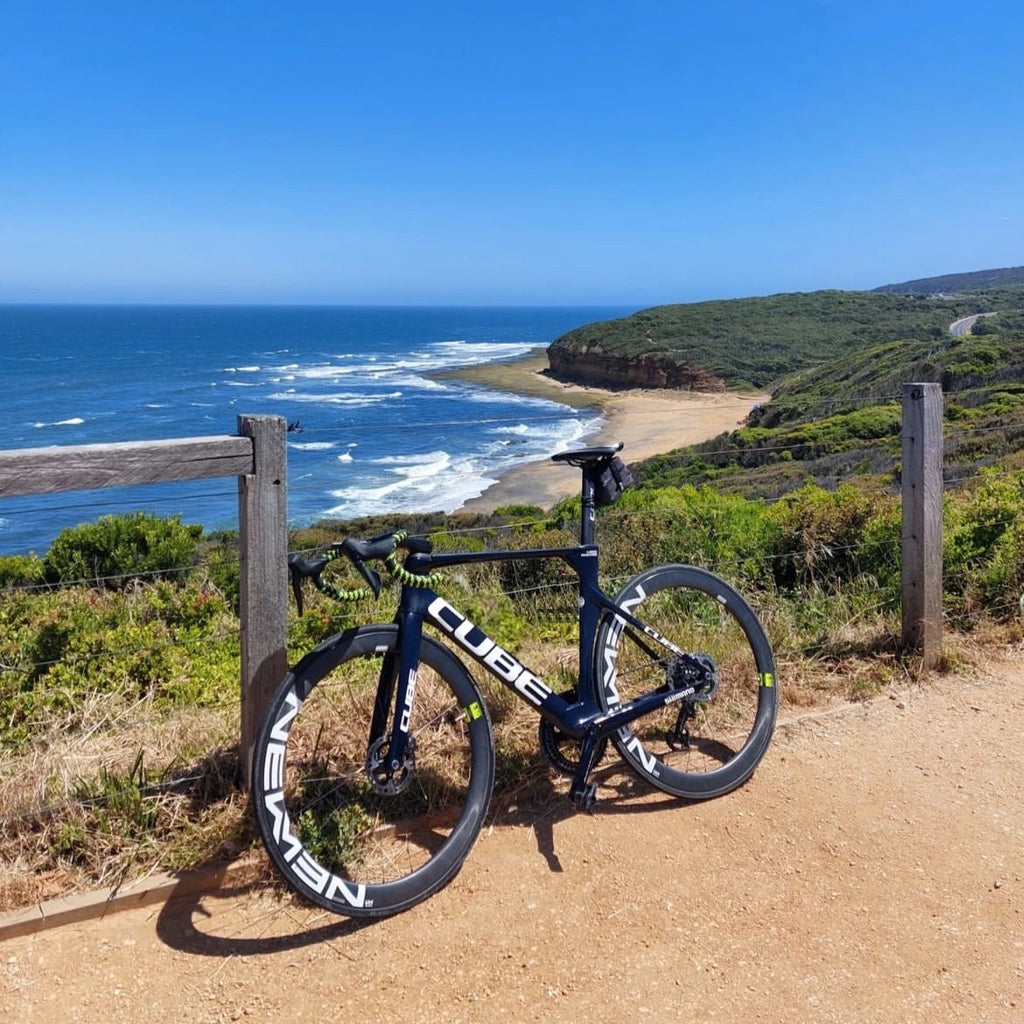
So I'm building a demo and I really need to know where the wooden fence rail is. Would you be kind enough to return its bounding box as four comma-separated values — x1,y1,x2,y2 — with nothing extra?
0,414,289,785
0,389,946,788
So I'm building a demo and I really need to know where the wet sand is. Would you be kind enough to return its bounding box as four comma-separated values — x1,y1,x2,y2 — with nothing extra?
438,352,767,513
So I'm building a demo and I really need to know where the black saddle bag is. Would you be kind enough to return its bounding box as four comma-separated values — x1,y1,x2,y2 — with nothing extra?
594,456,634,507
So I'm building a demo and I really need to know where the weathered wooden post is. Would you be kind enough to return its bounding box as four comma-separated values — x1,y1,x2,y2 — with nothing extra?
237,414,289,787
901,383,943,670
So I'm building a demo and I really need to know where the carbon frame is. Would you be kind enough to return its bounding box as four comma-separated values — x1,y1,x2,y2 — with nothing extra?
374,541,688,798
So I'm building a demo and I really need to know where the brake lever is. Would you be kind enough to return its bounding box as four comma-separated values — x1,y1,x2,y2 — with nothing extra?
339,539,383,598
288,554,307,615
287,551,335,614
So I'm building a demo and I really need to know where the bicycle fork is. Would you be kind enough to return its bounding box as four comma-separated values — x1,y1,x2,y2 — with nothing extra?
365,605,425,796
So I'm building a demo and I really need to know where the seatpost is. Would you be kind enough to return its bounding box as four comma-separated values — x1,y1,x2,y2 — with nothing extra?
580,468,597,546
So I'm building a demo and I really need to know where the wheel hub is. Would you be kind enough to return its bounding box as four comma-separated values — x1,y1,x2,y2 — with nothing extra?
366,735,416,795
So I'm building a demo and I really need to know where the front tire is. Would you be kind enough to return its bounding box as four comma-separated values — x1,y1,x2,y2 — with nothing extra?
252,625,494,917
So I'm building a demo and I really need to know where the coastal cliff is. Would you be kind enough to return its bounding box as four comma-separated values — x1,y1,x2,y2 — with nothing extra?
546,345,725,391
546,306,728,391
545,288,1019,393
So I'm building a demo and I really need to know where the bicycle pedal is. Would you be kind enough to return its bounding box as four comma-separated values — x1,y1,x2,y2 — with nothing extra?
571,781,598,813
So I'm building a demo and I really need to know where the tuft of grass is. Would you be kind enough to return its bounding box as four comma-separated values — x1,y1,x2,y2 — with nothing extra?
0,704,254,912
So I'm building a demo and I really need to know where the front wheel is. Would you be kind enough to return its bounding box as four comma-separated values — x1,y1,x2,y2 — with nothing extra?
252,625,494,918
596,564,777,800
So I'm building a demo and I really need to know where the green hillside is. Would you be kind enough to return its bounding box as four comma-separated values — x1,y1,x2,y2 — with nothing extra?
631,309,1024,500
545,274,1024,501
874,266,1024,294
546,289,1011,391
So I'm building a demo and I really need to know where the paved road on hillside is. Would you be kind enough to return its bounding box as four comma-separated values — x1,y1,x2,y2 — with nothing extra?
950,313,999,336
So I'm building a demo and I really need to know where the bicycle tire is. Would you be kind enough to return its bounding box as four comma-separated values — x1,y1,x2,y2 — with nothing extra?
252,624,494,918
595,564,777,800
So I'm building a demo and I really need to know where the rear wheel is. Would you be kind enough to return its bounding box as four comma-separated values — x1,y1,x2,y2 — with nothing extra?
596,564,777,800
253,625,494,917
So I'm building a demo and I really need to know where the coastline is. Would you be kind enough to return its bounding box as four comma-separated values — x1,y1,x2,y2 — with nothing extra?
438,351,767,513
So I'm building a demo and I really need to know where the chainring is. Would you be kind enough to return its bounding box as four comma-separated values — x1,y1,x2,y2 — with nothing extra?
538,717,608,777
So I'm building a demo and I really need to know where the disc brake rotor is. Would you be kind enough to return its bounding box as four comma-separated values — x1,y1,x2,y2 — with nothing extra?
365,735,416,795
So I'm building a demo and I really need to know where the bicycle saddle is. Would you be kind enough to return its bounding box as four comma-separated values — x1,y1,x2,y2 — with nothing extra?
551,442,623,466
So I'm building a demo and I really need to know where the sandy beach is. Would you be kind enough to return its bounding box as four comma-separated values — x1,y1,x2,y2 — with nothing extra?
440,351,767,513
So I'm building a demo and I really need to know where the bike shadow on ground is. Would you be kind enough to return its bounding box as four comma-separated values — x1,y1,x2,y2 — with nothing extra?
154,869,374,957
489,760,698,874
154,762,698,959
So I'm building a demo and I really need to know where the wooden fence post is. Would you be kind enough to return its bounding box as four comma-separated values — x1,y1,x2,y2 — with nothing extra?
237,414,289,788
901,383,943,669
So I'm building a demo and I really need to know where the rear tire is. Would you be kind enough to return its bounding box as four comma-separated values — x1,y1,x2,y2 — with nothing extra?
596,564,777,800
252,625,494,917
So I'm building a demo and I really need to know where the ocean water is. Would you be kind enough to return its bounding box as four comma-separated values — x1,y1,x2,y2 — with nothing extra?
0,305,632,555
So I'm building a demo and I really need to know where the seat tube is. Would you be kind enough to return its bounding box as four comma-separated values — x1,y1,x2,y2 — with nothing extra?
577,550,602,685
580,471,597,546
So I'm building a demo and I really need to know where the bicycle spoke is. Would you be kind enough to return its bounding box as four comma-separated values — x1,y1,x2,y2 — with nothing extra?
598,565,777,799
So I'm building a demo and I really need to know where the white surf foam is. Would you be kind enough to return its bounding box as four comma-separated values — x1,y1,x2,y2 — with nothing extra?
34,417,85,428
268,390,401,406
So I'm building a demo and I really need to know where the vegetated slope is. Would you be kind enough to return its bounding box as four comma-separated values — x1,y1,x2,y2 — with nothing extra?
632,306,1024,501
874,265,1024,294
545,289,1006,391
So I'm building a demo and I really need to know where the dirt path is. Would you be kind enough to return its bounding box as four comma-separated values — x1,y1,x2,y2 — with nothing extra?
3,655,1023,1023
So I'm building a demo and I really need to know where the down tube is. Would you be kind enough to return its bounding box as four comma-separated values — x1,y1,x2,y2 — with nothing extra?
421,589,574,726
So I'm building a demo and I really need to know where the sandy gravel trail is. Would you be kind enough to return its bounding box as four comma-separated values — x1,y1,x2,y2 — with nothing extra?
3,655,1022,1023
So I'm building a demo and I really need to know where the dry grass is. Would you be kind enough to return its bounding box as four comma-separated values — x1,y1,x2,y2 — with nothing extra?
3,620,1002,915
0,700,251,913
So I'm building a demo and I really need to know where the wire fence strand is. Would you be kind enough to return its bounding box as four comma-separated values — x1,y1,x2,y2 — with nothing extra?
4,389,1024,835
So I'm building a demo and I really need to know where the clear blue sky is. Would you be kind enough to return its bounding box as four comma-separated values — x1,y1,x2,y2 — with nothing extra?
2,0,1022,305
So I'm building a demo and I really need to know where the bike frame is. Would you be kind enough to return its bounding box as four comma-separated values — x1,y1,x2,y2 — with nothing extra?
374,540,690,794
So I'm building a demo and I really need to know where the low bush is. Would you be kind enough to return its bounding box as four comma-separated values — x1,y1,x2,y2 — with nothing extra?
0,554,45,589
43,512,202,588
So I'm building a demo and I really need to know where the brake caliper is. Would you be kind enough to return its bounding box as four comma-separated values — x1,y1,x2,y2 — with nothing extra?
366,735,417,795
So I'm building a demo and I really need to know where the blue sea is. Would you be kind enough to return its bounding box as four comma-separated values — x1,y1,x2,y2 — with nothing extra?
0,305,633,555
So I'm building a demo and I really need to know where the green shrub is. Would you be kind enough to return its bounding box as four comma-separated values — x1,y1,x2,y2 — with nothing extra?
944,472,1024,621
0,554,46,589
196,536,241,613
769,483,894,592
0,575,240,745
44,512,203,588
598,485,778,588
969,517,1024,617
492,504,545,520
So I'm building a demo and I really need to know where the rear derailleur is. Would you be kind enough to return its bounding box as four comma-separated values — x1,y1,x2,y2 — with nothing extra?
665,652,718,752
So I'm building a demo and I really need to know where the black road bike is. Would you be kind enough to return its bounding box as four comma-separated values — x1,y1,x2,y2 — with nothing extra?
252,444,777,918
